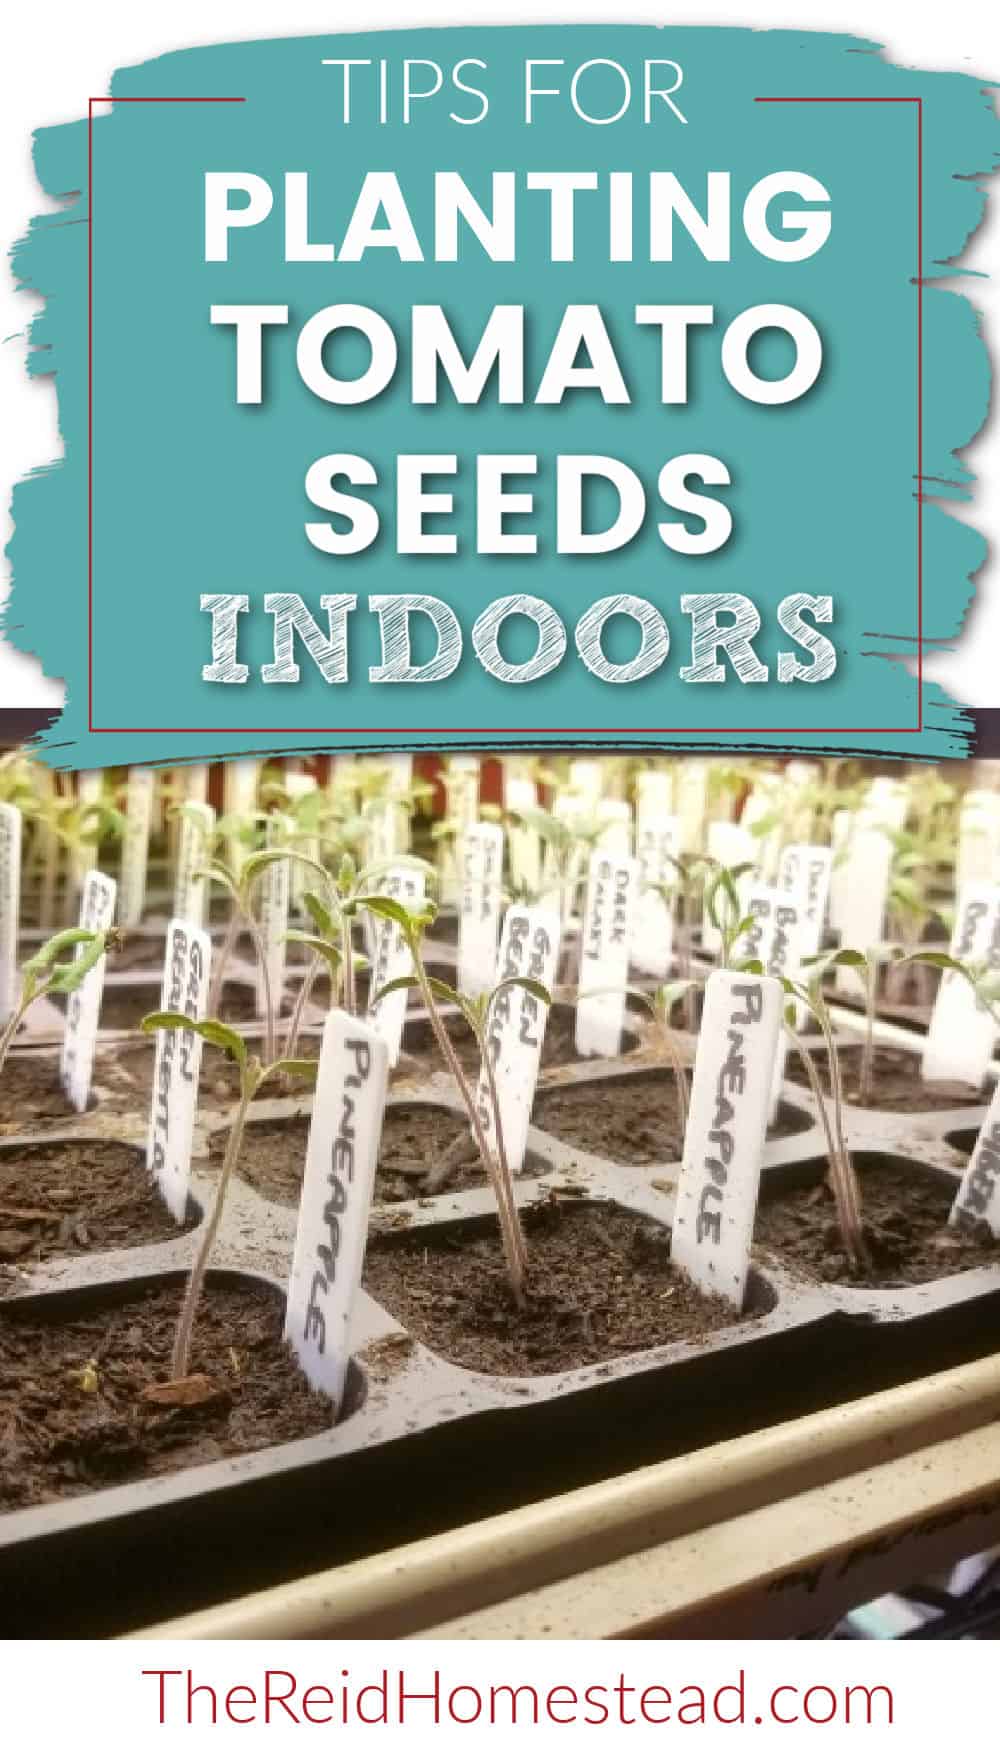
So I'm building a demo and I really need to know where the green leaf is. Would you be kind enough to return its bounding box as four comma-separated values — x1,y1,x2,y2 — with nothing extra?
259,1057,319,1088
414,974,459,1008
46,933,108,993
370,973,421,1005
510,806,568,849
659,978,697,1015
292,790,328,835
491,974,552,1007
139,1012,247,1067
301,891,336,939
705,866,738,935
242,847,329,893
197,860,239,899
829,948,867,969
359,853,436,888
172,801,215,830
748,811,781,839
356,894,423,932
22,927,98,975
371,973,458,1009
904,950,965,975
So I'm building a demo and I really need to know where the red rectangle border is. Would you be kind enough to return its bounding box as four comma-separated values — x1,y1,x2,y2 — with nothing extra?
86,93,924,737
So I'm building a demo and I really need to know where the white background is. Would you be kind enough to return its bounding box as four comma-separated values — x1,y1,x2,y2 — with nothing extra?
0,1,996,709
1,1639,993,1738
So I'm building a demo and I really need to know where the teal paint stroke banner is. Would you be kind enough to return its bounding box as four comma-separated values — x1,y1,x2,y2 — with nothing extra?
8,25,998,768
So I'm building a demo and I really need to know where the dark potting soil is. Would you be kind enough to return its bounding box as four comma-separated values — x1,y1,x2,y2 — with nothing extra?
207,1104,522,1206
754,1156,1000,1290
398,1004,633,1077
0,1140,196,1269
427,912,459,946
0,1053,93,1131
52,980,262,1034
0,1279,333,1511
829,990,932,1035
112,1031,322,1116
363,1199,757,1376
531,1071,812,1168
786,1042,983,1114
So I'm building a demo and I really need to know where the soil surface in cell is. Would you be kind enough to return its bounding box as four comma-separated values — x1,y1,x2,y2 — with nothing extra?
113,1032,321,1115
531,1071,812,1167
52,980,263,1033
829,990,933,1036
364,1200,757,1376
206,1104,535,1205
398,1004,637,1078
786,1042,983,1114
754,1156,1000,1289
0,1140,196,1274
0,1279,333,1510
0,1053,95,1131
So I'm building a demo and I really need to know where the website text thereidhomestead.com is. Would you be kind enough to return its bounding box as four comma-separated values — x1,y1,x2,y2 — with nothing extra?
140,1667,895,1729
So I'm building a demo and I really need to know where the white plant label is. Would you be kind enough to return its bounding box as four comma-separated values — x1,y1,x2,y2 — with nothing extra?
256,825,290,1021
674,761,707,854
146,919,211,1223
576,852,638,1057
284,772,320,914
458,823,504,997
387,753,413,792
949,1080,1000,1238
543,790,586,923
866,777,908,832
119,767,154,928
764,895,802,1116
223,758,259,879
224,756,259,817
286,1011,389,1409
784,761,817,843
672,969,782,1308
834,809,892,994
734,884,779,971
702,822,755,958
922,883,1000,1087
778,844,833,964
778,844,832,1033
386,755,413,852
367,865,426,1066
741,786,781,881
827,808,852,938
476,904,561,1176
184,764,210,805
957,791,1000,891
734,882,798,1104
363,795,399,866
447,756,480,833
568,759,602,807
173,801,214,927
506,774,541,895
60,871,116,1113
72,770,102,887
595,798,632,856
441,757,480,904
329,757,359,807
633,802,679,980
635,769,673,820
0,803,21,1023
